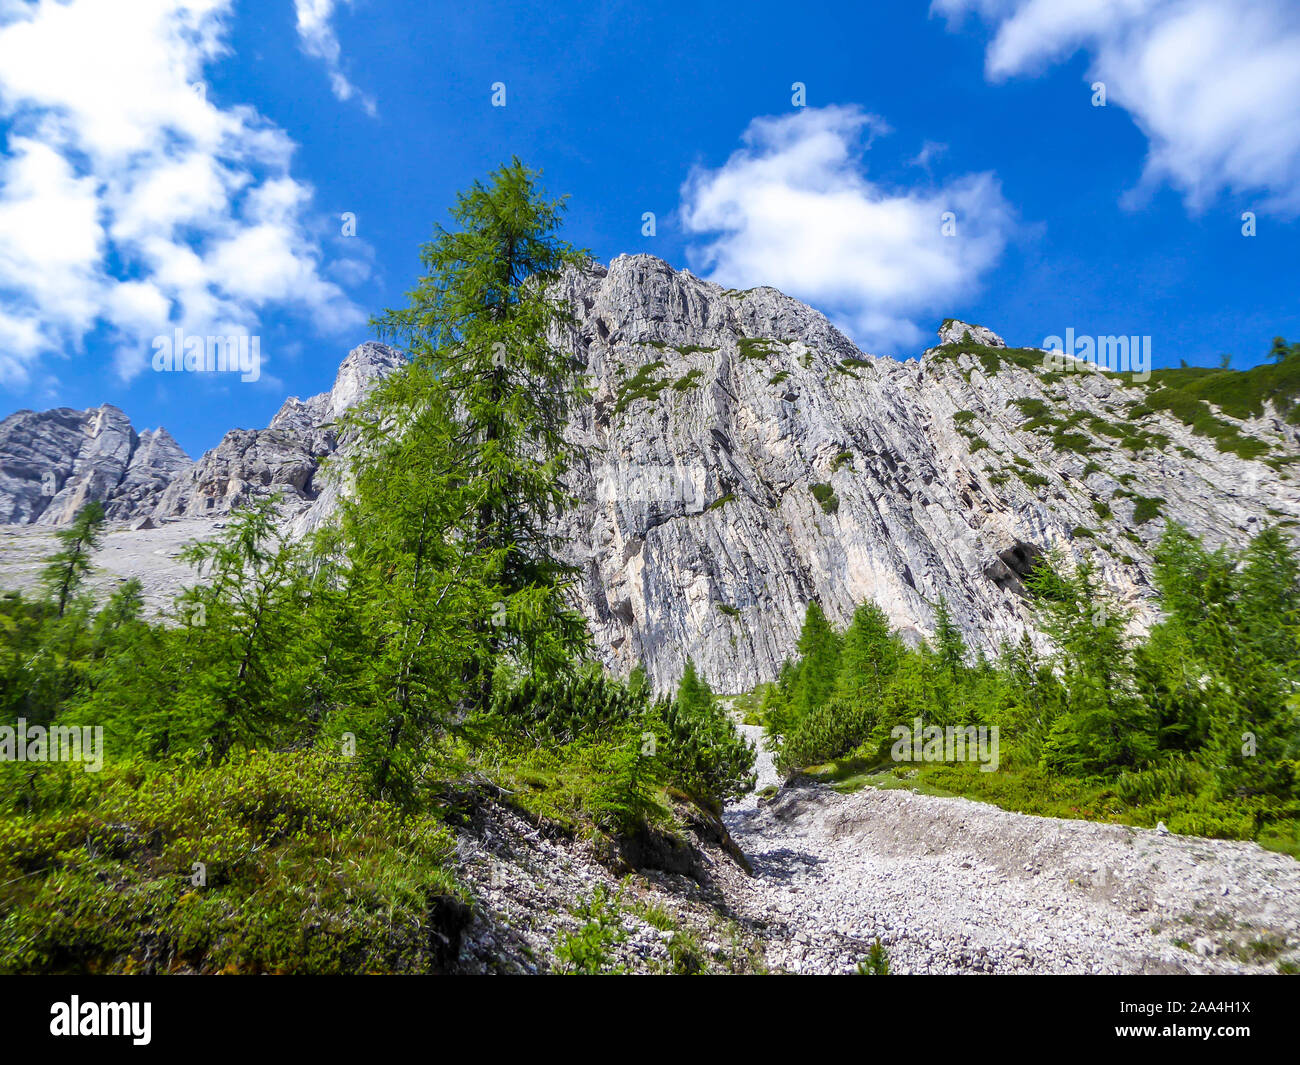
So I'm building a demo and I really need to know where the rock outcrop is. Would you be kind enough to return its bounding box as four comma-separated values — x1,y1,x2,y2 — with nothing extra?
0,405,191,525
152,341,404,520
938,318,1006,348
552,255,1300,691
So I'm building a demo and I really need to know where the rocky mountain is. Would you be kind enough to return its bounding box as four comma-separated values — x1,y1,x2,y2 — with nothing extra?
153,341,405,520
551,256,1299,691
3,256,1297,693
0,404,191,526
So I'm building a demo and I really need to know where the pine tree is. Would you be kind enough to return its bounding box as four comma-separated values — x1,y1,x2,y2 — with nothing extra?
669,658,754,800
676,658,713,718
41,501,106,618
930,597,967,683
1146,523,1299,795
168,498,310,760
1028,553,1156,773
1237,524,1300,666
319,160,593,794
325,378,494,794
369,157,591,707
792,601,841,722
836,602,901,703
627,663,650,701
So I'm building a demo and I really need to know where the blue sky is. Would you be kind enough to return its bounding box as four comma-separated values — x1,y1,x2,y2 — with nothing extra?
1,0,1298,458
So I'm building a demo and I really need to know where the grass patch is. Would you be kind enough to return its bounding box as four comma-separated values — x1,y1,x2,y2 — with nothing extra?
1134,384,1272,459
1140,353,1300,425
931,339,1052,377
0,751,464,974
738,337,779,361
1051,430,1096,454
1132,495,1165,525
1010,397,1051,420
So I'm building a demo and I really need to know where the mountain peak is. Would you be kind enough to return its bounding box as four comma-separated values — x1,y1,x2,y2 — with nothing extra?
937,319,1007,348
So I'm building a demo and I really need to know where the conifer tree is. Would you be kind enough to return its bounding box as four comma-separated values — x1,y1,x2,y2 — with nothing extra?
168,499,309,760
676,657,713,718
836,602,902,703
792,601,841,722
41,501,106,618
369,157,591,708
322,160,593,793
930,597,967,683
1028,553,1155,772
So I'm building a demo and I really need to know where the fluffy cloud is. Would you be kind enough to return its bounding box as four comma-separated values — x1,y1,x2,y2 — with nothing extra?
0,0,365,385
294,0,375,115
679,106,1016,353
934,0,1300,212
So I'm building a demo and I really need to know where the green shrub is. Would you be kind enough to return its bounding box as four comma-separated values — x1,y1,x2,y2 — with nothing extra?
778,697,877,772
614,361,668,413
738,337,778,361
810,482,839,514
1132,495,1164,524
0,751,461,974
554,885,625,974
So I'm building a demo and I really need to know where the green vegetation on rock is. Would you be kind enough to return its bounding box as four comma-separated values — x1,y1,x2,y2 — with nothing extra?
810,482,839,515
615,360,668,413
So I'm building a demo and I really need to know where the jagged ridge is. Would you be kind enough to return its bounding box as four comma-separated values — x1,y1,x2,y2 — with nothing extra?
3,258,1297,695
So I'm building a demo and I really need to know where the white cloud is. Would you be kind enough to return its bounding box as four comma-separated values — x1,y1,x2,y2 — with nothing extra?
0,0,366,386
679,105,1016,353
294,0,375,115
909,140,949,173
934,0,1300,212
0,137,104,344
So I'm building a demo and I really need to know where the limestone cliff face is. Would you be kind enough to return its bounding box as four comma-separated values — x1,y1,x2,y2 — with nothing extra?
0,405,191,525
4,258,1297,695
552,256,1299,692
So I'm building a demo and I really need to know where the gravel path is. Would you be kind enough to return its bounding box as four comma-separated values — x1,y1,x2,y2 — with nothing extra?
722,724,1300,974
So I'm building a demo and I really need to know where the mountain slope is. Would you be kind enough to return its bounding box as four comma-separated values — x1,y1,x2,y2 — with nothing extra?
554,255,1300,691
2,256,1297,694
153,341,405,520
